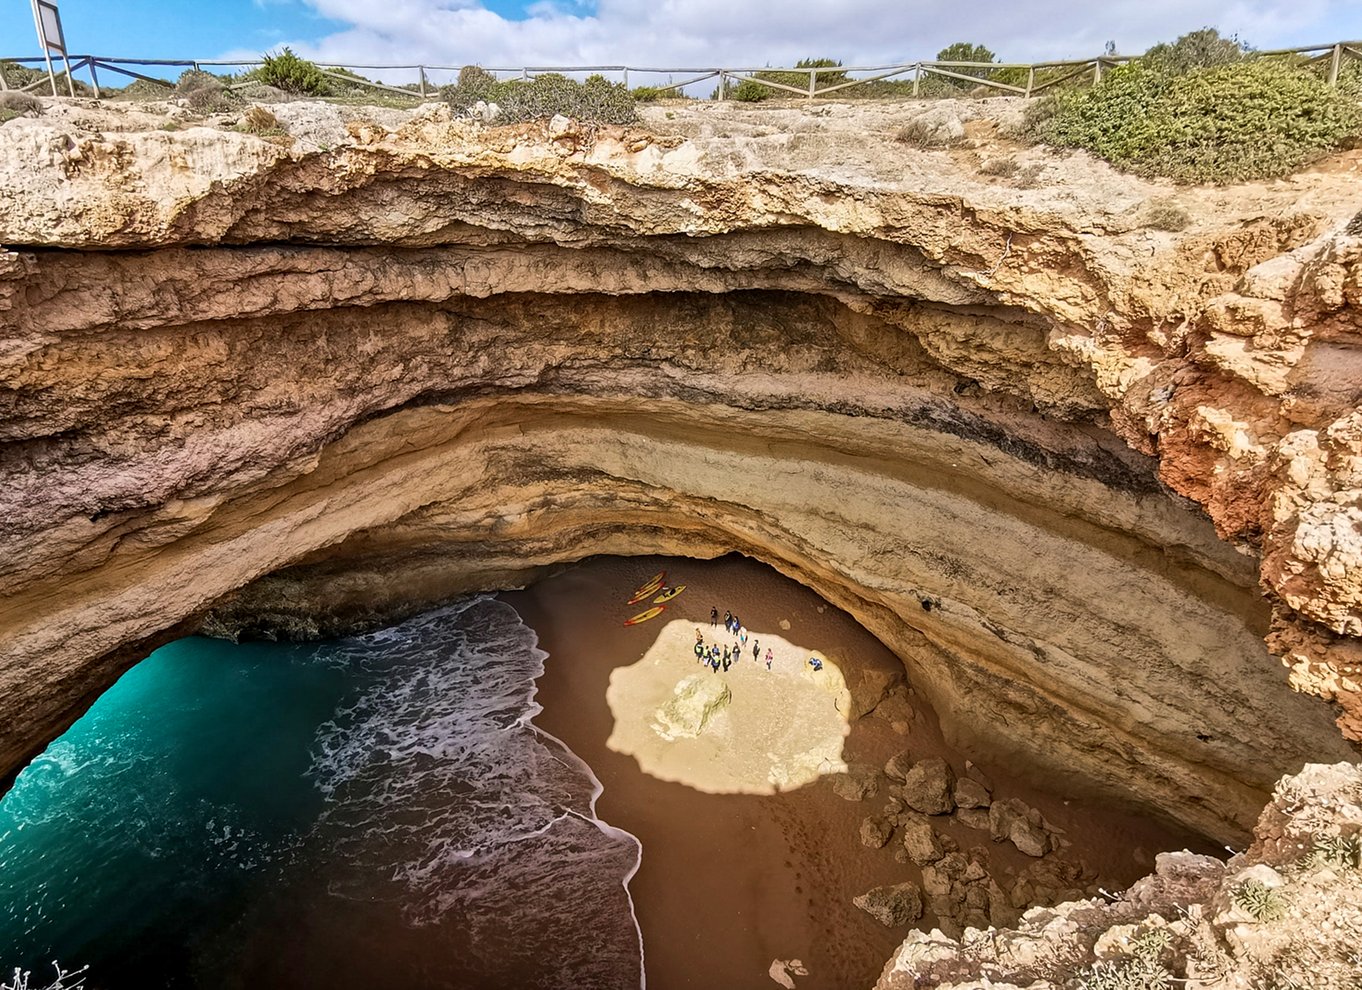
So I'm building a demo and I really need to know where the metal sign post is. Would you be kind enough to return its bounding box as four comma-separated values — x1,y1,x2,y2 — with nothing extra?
30,0,75,96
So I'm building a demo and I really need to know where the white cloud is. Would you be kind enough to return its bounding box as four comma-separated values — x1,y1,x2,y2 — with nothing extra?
252,0,1360,83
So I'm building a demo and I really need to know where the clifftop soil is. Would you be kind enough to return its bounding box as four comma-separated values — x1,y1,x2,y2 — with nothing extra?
1,93,1360,986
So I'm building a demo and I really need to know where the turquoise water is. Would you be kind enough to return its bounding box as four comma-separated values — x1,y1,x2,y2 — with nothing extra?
0,599,642,989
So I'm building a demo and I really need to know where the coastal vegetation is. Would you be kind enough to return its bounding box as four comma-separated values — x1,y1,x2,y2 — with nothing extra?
440,67,639,124
1025,29,1362,182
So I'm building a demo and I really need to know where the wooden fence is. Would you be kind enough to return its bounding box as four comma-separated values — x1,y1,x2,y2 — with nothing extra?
2,41,1360,102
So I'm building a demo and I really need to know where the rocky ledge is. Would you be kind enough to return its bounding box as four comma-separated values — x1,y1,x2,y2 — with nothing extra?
880,761,1362,989
1,98,1359,855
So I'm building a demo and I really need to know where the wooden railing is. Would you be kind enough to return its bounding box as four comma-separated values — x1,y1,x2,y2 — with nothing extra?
2,41,1359,101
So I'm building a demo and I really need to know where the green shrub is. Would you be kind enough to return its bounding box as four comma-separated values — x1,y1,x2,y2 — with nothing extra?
0,60,44,89
441,71,638,124
1143,28,1249,74
1025,39,1362,183
1311,832,1362,869
251,47,331,96
733,78,771,102
631,85,666,102
1231,878,1287,921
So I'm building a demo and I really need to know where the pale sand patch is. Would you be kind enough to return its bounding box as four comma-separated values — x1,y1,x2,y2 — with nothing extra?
605,619,851,793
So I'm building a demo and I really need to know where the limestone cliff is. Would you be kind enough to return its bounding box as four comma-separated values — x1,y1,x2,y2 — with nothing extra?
1,97,1359,852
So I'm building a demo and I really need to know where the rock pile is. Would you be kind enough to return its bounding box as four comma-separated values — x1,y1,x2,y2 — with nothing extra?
877,763,1362,990
847,753,1098,935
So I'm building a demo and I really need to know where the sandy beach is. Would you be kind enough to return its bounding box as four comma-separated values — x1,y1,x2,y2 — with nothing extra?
505,554,1216,990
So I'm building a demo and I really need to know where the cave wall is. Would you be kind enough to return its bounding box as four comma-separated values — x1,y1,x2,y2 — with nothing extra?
2,100,1360,841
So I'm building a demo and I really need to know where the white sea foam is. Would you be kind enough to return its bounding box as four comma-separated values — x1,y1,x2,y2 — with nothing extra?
306,597,646,988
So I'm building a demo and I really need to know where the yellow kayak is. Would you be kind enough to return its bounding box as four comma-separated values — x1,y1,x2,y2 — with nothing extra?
624,606,665,626
627,572,666,604
653,585,686,604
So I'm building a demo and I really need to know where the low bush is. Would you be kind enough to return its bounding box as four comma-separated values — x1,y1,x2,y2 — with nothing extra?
249,47,331,96
979,155,1020,177
442,69,638,124
0,91,42,115
732,78,771,102
237,105,286,136
175,69,233,111
1140,200,1191,231
1025,31,1362,183
1231,878,1286,921
630,85,666,102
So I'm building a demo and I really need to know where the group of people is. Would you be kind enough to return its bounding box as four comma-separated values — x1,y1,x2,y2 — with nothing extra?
695,606,774,673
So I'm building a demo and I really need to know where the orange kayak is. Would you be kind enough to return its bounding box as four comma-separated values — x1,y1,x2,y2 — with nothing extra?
624,606,665,626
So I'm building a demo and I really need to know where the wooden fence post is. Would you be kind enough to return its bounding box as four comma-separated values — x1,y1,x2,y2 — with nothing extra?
1093,58,1102,84
912,63,920,98
418,66,428,96
1328,43,1343,86
622,67,629,89
808,68,816,100
1025,65,1034,98
86,58,100,98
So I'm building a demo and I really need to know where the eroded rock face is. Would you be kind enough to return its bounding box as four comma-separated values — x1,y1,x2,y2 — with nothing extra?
0,100,1359,846
878,763,1362,990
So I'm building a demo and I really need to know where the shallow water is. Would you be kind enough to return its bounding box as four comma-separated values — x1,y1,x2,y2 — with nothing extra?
0,597,642,989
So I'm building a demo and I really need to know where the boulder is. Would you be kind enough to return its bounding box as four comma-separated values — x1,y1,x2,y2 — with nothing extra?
953,778,992,809
860,815,895,849
884,749,915,781
854,882,924,927
901,758,956,815
989,797,1053,856
832,763,881,801
956,807,991,831
901,816,944,865
651,674,730,739
1010,818,1051,858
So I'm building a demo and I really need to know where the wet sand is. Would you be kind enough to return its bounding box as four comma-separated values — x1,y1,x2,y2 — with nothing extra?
505,554,1217,990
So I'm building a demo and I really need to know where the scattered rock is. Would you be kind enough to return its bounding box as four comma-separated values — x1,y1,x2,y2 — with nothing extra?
989,797,1053,857
963,760,993,792
831,763,881,801
767,958,807,988
884,749,915,781
853,882,923,927
953,777,991,809
901,758,956,815
956,807,991,831
778,618,791,630
901,816,944,865
860,815,895,849
870,691,915,734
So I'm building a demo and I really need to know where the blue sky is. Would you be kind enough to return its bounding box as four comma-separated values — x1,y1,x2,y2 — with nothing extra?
4,0,1360,81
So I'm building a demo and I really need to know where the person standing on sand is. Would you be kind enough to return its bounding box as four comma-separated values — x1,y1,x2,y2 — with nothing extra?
695,628,704,645
710,606,719,627
739,626,748,647
753,640,760,663
723,610,733,632
722,650,732,672
694,641,706,662
765,648,774,670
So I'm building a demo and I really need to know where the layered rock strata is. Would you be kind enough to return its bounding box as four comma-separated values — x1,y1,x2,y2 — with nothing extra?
1,98,1359,844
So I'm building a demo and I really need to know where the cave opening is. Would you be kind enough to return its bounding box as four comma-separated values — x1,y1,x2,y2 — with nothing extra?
0,551,1236,990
